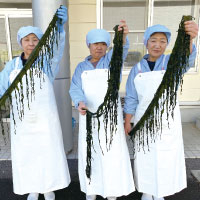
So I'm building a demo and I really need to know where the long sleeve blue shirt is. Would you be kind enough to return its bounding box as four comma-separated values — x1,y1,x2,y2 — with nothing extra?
0,31,66,97
124,44,197,115
69,38,130,108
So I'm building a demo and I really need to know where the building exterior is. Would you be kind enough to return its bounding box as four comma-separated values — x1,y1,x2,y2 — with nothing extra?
0,0,200,124
68,0,200,123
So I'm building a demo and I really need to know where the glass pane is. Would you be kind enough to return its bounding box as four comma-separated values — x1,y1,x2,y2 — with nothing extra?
9,17,33,59
153,0,198,57
103,0,148,70
109,32,145,69
0,18,8,72
103,0,148,31
125,32,145,68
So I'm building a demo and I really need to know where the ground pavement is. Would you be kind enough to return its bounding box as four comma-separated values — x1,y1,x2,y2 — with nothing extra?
0,159,200,200
0,122,200,200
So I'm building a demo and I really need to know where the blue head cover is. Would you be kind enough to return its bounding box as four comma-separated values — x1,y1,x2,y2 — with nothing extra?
17,26,43,46
86,29,111,47
143,24,171,47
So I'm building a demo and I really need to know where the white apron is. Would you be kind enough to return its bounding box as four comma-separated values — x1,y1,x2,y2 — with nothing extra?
133,61,186,198
9,57,71,195
79,69,135,198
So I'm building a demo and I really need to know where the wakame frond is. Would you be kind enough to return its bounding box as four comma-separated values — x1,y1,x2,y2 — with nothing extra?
128,16,193,150
0,8,61,137
85,25,124,179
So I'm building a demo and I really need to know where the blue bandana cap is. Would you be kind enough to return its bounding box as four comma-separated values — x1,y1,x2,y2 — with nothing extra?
17,26,43,46
143,24,171,47
86,29,111,47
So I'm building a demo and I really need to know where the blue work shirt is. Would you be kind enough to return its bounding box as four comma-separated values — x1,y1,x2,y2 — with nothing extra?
0,31,66,97
124,44,197,115
69,38,130,108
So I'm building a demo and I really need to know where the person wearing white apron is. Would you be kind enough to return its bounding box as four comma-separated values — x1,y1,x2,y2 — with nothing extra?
69,21,135,200
124,23,198,200
0,6,71,200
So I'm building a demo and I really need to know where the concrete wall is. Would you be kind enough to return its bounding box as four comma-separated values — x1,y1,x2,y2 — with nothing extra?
68,0,97,77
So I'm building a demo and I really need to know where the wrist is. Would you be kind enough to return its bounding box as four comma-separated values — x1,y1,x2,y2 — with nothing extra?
125,120,131,124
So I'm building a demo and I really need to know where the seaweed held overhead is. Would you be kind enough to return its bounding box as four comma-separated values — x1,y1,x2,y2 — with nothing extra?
0,9,61,137
85,25,124,180
129,16,193,151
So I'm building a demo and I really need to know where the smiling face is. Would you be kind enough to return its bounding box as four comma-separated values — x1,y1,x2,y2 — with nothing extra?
147,32,168,61
89,42,108,63
21,33,39,59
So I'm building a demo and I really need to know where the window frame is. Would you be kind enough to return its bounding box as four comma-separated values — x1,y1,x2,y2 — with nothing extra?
0,9,32,61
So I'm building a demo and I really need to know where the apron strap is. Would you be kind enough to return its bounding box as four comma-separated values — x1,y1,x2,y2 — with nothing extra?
15,57,20,70
137,62,142,73
161,55,166,71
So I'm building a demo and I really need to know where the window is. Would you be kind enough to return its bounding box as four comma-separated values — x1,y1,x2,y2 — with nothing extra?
100,0,200,72
153,0,200,71
102,0,148,71
0,9,32,71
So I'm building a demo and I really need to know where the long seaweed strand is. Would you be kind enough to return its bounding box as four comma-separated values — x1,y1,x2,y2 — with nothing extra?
85,25,124,179
128,16,193,150
0,8,61,138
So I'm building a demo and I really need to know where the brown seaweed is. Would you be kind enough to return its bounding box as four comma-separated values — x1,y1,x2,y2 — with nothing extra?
85,25,124,179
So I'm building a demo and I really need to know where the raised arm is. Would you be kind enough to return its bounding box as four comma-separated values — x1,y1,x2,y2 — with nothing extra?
118,19,129,45
184,20,199,54
106,20,130,64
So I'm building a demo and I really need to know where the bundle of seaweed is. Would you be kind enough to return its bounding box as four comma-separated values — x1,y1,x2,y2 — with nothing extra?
0,8,61,139
128,16,193,150
85,25,124,179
